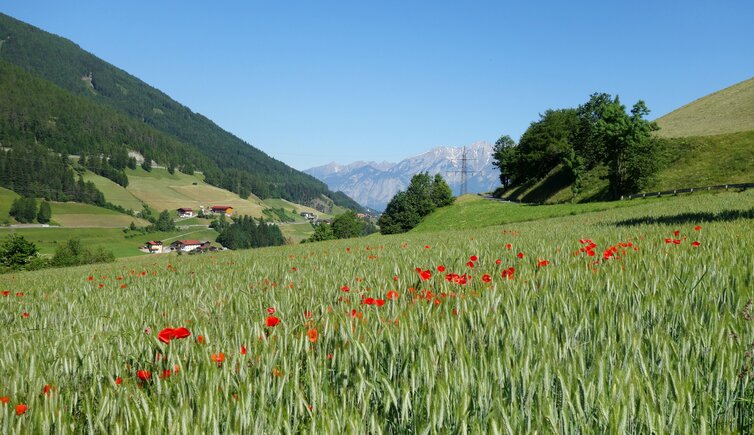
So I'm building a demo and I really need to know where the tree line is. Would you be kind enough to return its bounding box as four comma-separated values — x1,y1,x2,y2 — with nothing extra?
493,93,660,199
0,234,114,272
378,173,454,234
213,215,286,250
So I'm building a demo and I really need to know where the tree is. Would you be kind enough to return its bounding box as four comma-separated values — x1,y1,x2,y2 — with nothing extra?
152,210,176,232
51,238,114,267
332,211,365,239
430,173,454,207
305,222,335,242
36,200,52,224
0,234,39,270
492,135,519,188
141,158,152,172
9,197,37,223
515,109,580,182
596,99,659,197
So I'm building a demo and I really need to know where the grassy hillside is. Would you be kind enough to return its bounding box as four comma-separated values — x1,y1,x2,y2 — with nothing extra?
0,186,20,224
49,202,149,228
124,167,266,218
655,76,754,137
1,190,752,431
82,171,144,211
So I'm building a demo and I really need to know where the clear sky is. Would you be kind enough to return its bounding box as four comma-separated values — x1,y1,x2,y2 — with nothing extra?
2,1,753,170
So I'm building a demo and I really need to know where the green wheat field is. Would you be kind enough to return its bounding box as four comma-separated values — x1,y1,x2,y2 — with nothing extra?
1,190,754,433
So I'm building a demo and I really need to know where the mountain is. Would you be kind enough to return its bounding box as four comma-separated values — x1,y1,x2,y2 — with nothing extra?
655,76,754,138
305,141,499,210
0,13,361,211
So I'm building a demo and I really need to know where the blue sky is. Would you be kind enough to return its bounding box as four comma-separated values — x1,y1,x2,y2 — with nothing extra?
2,1,753,169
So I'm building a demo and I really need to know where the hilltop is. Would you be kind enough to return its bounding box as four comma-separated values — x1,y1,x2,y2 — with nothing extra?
655,77,754,137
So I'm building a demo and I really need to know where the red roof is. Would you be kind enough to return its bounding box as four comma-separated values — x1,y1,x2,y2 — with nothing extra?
211,205,232,210
178,240,203,245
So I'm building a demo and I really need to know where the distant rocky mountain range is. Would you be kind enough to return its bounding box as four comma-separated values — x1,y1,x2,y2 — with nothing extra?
305,141,500,211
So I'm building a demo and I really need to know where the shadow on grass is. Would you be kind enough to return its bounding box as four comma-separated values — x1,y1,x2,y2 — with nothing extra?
613,207,754,227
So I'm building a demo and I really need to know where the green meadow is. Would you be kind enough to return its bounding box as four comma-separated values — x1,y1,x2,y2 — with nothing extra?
1,190,753,432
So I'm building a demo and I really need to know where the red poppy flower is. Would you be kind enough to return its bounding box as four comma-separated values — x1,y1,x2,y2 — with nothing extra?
15,292,24,297
22,312,29,318
341,285,350,292
673,239,681,245
495,259,502,265
424,245,430,249
88,276,94,281
470,255,478,262
137,370,151,381
482,274,492,283
466,261,475,268
0,396,9,404
694,225,702,231
506,244,512,250
266,316,281,327
161,369,172,379
537,259,550,267
267,307,276,314
211,352,225,363
241,345,247,355
386,290,399,300
304,310,313,318
416,268,432,281
157,327,191,344
375,299,385,307
115,377,122,385
197,335,205,344
42,384,52,397
664,238,672,244
1,291,9,297
437,265,446,272
364,297,375,305
516,252,524,259
673,230,680,237
307,329,318,343
692,241,701,247
16,404,27,416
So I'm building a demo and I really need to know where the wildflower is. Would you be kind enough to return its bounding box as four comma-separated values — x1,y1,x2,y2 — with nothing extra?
241,345,247,355
694,225,702,231
1,291,8,296
197,335,205,344
211,352,225,364
466,261,475,268
482,274,492,283
157,327,191,344
674,230,680,236
267,307,276,314
115,377,122,385
437,265,446,272
375,299,385,307
0,396,9,404
537,259,550,267
266,316,281,327
470,255,478,262
161,369,172,379
364,297,375,305
22,312,29,318
495,259,502,265
137,370,151,381
416,268,432,281
307,328,318,342
42,384,52,397
88,276,94,281
516,252,524,259
386,290,399,300
16,404,27,416
304,311,312,318
692,241,701,247
341,285,350,292
506,243,512,250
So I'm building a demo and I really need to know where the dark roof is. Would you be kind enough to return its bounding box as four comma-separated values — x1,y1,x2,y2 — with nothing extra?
146,241,162,245
176,239,203,245
177,207,193,212
211,205,232,210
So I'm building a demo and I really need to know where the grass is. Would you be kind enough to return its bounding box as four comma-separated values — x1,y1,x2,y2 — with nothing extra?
82,171,144,211
49,202,149,228
650,131,754,190
414,194,652,232
124,167,266,218
279,222,315,243
0,187,20,224
655,76,754,138
1,190,753,432
0,226,219,259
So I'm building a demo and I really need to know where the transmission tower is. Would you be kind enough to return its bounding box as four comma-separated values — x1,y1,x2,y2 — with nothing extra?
446,146,476,195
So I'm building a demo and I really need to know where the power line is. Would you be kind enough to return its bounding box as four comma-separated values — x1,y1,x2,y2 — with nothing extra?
446,146,479,195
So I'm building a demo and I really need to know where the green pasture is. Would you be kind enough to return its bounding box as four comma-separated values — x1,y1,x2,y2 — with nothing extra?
0,187,20,224
1,190,753,432
49,202,149,228
82,171,144,211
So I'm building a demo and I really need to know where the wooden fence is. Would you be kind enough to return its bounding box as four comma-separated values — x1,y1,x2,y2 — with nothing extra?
621,182,753,200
